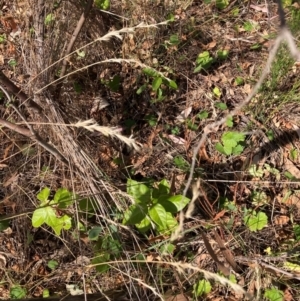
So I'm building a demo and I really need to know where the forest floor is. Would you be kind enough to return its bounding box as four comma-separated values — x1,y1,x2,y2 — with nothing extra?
1,0,300,300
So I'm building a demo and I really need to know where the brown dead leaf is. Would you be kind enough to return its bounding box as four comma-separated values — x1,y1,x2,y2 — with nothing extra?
284,157,300,180
274,215,289,226
207,40,216,49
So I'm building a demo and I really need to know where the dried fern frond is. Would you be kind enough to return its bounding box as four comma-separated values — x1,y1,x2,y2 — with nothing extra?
74,119,141,151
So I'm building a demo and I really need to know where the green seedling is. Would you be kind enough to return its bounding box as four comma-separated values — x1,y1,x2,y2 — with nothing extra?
215,131,246,156
47,259,59,270
243,209,268,232
0,34,6,43
193,279,212,297
213,86,222,98
32,187,74,236
194,51,214,72
215,102,227,110
217,49,229,60
44,13,55,25
264,288,284,301
10,286,26,299
123,179,190,234
173,155,190,171
94,0,110,10
197,111,209,120
235,76,244,86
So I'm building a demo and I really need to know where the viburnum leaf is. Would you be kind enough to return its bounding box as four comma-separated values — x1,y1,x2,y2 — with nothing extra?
149,203,167,229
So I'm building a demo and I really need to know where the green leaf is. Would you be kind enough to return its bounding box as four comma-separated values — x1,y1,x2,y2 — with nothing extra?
169,34,180,45
44,13,55,25
122,204,147,225
135,217,151,233
79,198,96,213
158,179,170,194
215,102,227,110
149,203,168,229
194,51,214,72
226,116,233,127
136,84,147,95
162,195,190,213
173,155,189,170
244,211,268,232
94,0,110,10
198,111,209,120
215,142,226,155
37,187,50,204
10,286,27,299
167,80,178,89
217,49,229,60
216,0,229,9
235,76,244,86
51,215,72,236
0,220,9,231
264,288,284,301
152,77,162,91
127,179,151,203
88,226,103,241
156,211,178,233
43,289,50,298
54,188,73,208
193,279,212,297
92,253,110,273
47,260,58,270
145,114,157,126
232,144,244,155
32,207,54,228
107,75,121,92
293,224,300,241
248,164,264,178
143,67,159,77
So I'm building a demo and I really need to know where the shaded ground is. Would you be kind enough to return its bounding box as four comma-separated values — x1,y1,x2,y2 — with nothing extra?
1,0,300,300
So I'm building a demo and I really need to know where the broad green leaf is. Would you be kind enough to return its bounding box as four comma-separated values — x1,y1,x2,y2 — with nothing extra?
198,111,209,120
159,195,190,213
193,279,212,296
122,204,147,225
10,286,27,299
37,187,50,203
127,179,151,203
264,288,284,301
54,188,73,208
51,215,72,236
157,212,177,233
232,144,244,155
135,217,151,233
158,179,170,195
149,203,167,229
235,76,244,86
92,253,110,273
152,77,162,91
244,211,268,232
215,142,226,155
32,207,55,228
88,226,103,241
167,80,178,89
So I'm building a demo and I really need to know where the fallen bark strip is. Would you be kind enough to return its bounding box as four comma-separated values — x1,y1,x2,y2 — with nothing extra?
0,70,43,113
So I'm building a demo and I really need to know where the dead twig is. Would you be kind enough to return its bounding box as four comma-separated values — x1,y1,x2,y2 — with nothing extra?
60,0,94,78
